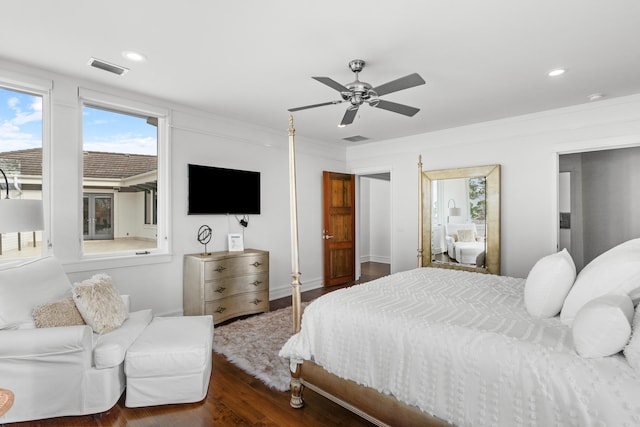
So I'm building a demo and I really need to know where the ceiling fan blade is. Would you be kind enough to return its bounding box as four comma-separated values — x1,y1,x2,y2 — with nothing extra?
371,73,425,96
373,99,420,117
340,106,359,126
313,76,350,93
288,100,343,112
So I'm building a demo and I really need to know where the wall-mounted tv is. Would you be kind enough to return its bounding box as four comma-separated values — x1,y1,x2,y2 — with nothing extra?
188,164,261,215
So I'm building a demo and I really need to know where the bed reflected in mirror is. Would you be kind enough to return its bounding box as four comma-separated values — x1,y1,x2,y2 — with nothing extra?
419,162,501,275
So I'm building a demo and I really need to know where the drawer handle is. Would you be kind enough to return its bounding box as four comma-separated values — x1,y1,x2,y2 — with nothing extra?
251,261,262,268
215,306,226,313
215,286,226,293
214,266,226,273
250,280,262,287
251,299,262,305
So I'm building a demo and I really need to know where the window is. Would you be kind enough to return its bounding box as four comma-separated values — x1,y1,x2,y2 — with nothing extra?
0,85,46,260
80,90,169,257
468,177,486,223
144,190,157,225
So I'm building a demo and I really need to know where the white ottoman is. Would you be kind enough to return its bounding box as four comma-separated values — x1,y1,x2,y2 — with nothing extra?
124,315,213,407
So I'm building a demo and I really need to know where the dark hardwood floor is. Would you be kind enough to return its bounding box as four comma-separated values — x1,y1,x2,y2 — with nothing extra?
7,262,390,427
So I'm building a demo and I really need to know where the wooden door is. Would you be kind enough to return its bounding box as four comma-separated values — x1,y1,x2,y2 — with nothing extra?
322,171,356,286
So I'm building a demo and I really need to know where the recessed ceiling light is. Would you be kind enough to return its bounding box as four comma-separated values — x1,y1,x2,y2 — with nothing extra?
122,51,147,62
548,68,566,77
588,93,604,101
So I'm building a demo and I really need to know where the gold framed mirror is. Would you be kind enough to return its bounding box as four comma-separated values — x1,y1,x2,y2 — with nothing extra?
418,158,500,275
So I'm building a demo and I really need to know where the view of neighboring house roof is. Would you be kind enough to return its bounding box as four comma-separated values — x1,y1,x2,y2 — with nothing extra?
0,148,43,176
0,148,157,178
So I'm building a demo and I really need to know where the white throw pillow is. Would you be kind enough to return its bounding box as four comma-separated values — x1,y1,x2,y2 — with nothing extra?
457,229,476,242
572,294,634,358
524,249,576,318
623,303,640,372
561,238,640,325
73,273,128,334
0,256,72,329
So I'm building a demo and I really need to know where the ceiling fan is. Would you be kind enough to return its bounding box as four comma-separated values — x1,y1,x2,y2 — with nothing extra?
288,59,426,127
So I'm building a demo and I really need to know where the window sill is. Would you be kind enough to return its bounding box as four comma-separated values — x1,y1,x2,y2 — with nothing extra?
63,252,172,273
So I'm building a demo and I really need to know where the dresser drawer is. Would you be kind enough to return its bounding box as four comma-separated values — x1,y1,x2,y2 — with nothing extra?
204,272,268,300
203,254,268,280
206,291,269,324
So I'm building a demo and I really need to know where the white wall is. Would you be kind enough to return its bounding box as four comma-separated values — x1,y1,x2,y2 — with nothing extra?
580,147,640,264
558,171,571,254
347,94,640,278
0,58,347,315
359,177,390,264
359,178,371,259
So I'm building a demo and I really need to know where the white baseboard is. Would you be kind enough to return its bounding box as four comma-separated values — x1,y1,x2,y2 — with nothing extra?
359,255,390,264
269,276,323,300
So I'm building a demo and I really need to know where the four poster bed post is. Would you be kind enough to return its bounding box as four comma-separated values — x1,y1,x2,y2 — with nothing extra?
286,120,445,425
287,115,304,408
418,154,424,267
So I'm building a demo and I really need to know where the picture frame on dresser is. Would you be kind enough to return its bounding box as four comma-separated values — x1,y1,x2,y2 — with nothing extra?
227,233,244,252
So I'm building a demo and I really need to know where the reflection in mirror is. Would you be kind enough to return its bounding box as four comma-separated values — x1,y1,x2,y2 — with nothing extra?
430,177,487,268
418,160,500,275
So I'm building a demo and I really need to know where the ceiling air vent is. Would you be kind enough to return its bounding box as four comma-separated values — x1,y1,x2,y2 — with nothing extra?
342,135,370,143
88,58,129,76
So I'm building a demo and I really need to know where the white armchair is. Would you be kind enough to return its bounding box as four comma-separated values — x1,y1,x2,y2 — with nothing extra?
0,256,152,423
445,223,486,265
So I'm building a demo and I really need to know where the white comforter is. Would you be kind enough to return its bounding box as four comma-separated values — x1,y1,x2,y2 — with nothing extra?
280,267,640,427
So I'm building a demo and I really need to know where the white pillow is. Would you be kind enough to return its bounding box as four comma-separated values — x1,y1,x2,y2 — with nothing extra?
72,273,128,334
524,249,576,318
457,229,476,242
561,238,640,325
623,303,640,372
0,256,72,329
572,294,634,358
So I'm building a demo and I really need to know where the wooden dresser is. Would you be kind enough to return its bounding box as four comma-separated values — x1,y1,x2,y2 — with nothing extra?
183,249,269,324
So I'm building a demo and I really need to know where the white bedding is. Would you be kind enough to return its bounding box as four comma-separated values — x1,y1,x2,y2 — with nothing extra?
280,267,640,427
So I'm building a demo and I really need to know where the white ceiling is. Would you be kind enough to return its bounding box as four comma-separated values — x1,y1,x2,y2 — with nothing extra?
1,1,639,145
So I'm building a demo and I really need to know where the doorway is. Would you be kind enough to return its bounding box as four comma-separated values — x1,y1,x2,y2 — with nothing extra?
559,145,640,272
322,172,356,286
83,193,114,240
358,173,391,279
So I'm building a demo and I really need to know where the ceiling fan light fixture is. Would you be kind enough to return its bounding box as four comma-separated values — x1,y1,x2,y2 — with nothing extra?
288,59,425,124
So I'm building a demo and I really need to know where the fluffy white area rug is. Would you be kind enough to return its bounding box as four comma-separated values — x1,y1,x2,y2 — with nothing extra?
213,304,308,392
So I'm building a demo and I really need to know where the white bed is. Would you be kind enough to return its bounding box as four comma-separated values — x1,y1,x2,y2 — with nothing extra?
281,266,640,427
283,120,640,426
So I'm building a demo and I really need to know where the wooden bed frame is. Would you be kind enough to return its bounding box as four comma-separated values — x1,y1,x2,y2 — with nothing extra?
286,117,450,426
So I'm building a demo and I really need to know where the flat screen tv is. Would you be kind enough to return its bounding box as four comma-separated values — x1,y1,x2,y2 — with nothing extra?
188,164,261,215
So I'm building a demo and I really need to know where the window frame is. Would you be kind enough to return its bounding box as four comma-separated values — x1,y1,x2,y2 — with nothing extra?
78,88,171,261
0,71,52,264
144,189,158,225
